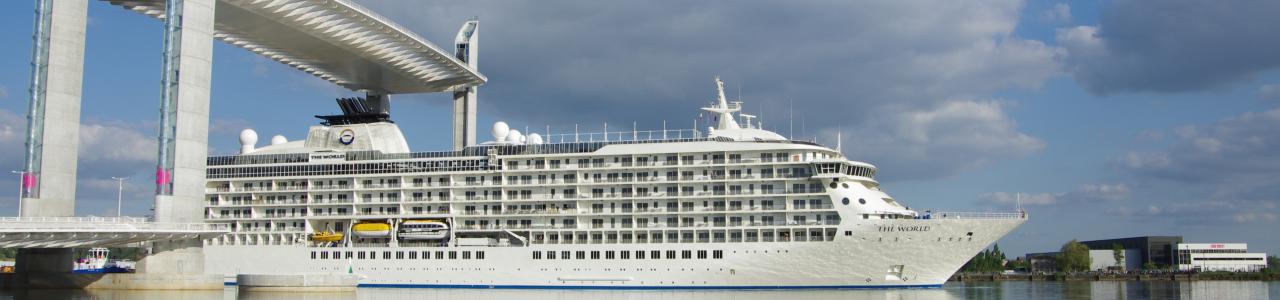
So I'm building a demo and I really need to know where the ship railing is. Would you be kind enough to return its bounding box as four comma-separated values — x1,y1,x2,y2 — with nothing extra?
923,211,1027,220
543,128,702,144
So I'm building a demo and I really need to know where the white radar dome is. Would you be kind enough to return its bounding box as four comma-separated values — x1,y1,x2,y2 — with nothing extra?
491,121,510,141
239,129,258,154
239,129,259,145
270,135,287,145
528,133,544,144
506,130,523,144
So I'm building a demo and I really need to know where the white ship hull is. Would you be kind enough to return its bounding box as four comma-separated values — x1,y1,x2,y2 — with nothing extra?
207,217,1022,288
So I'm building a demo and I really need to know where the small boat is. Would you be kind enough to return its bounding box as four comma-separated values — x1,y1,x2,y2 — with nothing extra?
398,220,449,240
310,231,343,242
72,248,134,274
352,221,392,238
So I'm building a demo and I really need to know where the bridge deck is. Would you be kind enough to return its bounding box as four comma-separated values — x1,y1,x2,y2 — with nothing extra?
0,217,227,248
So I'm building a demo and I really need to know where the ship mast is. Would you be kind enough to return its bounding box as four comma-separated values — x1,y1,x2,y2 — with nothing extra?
701,76,741,130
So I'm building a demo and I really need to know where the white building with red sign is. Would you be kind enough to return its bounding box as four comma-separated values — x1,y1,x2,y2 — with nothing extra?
1176,243,1268,272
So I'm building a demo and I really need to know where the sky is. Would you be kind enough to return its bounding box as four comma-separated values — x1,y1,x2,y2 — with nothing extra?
0,0,1278,257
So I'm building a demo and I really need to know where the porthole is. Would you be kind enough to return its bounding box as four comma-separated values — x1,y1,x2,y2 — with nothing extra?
829,182,838,189
841,198,850,205
858,198,866,205
842,183,849,188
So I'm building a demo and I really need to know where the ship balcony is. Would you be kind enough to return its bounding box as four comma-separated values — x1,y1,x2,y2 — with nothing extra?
311,199,353,205
312,185,352,190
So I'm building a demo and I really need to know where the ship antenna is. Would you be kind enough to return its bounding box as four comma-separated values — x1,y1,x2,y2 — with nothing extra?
836,127,843,153
789,98,794,139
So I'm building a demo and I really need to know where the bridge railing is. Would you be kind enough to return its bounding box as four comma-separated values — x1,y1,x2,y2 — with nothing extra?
0,217,228,232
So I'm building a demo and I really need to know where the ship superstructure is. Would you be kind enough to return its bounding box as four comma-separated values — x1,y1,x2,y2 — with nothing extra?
200,77,1026,289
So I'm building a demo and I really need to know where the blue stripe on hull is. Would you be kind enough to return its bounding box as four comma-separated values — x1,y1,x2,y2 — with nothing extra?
356,283,944,290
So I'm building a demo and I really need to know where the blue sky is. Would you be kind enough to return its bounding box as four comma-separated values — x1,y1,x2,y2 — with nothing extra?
1,0,1278,257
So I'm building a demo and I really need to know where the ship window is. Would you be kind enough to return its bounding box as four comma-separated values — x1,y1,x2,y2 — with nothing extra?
666,250,676,259
635,251,645,259
697,250,707,259
396,251,404,259
562,251,571,260
409,252,417,259
383,251,391,259
576,251,586,259
606,251,615,259
859,198,866,205
546,251,555,260
320,252,328,259
449,251,458,259
620,251,630,260
463,251,471,259
311,251,316,259
421,251,429,259
357,252,365,259
829,182,838,189
713,250,724,259
591,251,600,259
346,252,353,259
333,251,341,260
369,251,377,260
477,251,485,260
436,251,444,259
842,198,850,205
682,250,692,259
842,183,849,188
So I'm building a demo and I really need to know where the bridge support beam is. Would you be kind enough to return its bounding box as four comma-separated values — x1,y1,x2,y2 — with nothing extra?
9,0,86,282
451,20,479,150
20,0,87,218
139,0,215,277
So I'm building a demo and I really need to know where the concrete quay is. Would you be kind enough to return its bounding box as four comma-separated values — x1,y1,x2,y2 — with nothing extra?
0,273,224,290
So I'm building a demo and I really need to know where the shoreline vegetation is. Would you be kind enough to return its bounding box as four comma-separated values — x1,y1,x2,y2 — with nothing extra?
950,272,1280,282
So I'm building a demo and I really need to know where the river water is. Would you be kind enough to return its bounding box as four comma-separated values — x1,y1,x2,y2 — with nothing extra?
1,281,1275,299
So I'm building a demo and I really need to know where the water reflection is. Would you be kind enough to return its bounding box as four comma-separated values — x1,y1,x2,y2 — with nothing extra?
0,281,1271,300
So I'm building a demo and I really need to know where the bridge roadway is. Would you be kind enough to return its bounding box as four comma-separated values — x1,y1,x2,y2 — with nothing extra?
0,217,227,248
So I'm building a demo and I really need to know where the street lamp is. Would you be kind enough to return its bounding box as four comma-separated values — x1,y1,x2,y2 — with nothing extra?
9,171,21,218
111,177,128,218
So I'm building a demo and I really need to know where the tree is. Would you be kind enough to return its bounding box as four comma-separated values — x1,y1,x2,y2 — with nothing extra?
1112,243,1125,270
1057,239,1092,272
1266,255,1279,275
962,244,1008,273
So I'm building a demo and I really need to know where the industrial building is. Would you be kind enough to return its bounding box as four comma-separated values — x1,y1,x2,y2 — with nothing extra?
1080,236,1183,269
1176,243,1268,272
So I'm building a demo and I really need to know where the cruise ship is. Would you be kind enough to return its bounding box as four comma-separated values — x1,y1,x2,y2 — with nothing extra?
201,77,1027,289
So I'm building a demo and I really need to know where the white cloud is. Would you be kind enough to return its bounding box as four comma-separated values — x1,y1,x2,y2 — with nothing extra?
979,183,1129,208
358,0,1058,180
78,123,156,164
979,192,1059,206
844,100,1044,179
1039,3,1071,23
1073,183,1130,202
1112,107,1280,227
1260,84,1280,102
1056,0,1280,94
